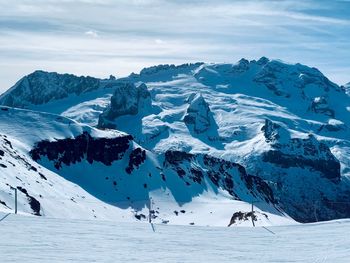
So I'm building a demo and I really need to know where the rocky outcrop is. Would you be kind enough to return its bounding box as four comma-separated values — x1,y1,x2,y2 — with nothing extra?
0,70,101,108
17,186,41,216
245,119,350,222
228,211,257,226
310,96,335,117
318,119,346,132
183,94,212,133
128,63,204,82
261,119,340,181
30,132,133,169
254,61,291,97
125,147,146,174
98,82,151,128
261,119,287,143
164,150,276,203
230,58,250,74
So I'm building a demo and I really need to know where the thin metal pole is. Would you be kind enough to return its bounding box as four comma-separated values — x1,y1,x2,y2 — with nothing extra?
314,201,318,222
14,188,17,214
251,201,255,227
149,197,155,232
149,197,152,224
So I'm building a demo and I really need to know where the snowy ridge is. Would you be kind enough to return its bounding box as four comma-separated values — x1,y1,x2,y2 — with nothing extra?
1,57,350,225
0,70,118,109
0,106,290,226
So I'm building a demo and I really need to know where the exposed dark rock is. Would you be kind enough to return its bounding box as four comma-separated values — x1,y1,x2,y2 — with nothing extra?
175,167,186,178
228,211,258,227
17,186,28,195
137,63,203,77
262,133,341,181
261,119,283,143
242,174,275,203
310,96,335,117
254,61,290,97
190,168,203,184
39,173,47,180
0,199,9,208
134,213,146,220
98,82,151,128
256,56,269,65
164,151,193,165
261,119,341,181
231,58,250,74
161,173,166,181
164,150,276,203
125,147,146,174
28,196,41,216
30,131,133,169
0,70,101,108
184,94,212,133
17,186,41,216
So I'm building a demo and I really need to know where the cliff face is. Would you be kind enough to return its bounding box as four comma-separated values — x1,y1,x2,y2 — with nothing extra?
239,119,348,222
98,82,151,129
261,119,340,181
30,132,134,169
183,94,212,134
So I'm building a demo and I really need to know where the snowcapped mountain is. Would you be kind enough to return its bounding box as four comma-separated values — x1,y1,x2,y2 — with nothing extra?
1,57,350,225
0,106,288,226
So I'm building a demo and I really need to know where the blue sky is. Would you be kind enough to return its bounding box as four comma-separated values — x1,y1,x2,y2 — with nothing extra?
0,0,349,92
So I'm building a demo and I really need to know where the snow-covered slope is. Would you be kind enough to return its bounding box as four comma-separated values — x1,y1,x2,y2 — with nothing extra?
1,213,349,263
1,57,350,224
0,106,290,226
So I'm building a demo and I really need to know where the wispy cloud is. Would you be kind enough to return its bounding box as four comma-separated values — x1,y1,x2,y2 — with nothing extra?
85,30,99,38
0,0,349,91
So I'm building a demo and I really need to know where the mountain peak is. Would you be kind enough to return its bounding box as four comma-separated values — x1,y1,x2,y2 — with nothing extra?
0,71,102,108
98,81,151,129
184,93,212,134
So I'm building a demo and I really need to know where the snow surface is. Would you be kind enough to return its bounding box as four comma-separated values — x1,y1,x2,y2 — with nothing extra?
0,212,348,263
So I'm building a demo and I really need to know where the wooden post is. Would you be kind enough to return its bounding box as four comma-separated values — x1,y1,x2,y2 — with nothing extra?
14,188,17,214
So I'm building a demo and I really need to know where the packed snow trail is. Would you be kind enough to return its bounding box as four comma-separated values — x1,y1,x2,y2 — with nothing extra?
0,212,349,262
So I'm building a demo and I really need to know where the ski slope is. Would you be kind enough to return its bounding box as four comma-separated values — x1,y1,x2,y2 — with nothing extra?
0,212,348,262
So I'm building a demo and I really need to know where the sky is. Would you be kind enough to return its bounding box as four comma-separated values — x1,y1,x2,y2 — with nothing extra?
0,0,349,92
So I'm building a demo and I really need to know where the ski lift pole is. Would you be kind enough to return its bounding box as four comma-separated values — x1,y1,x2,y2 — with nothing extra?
149,197,155,232
251,200,255,227
149,197,152,224
14,188,18,214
